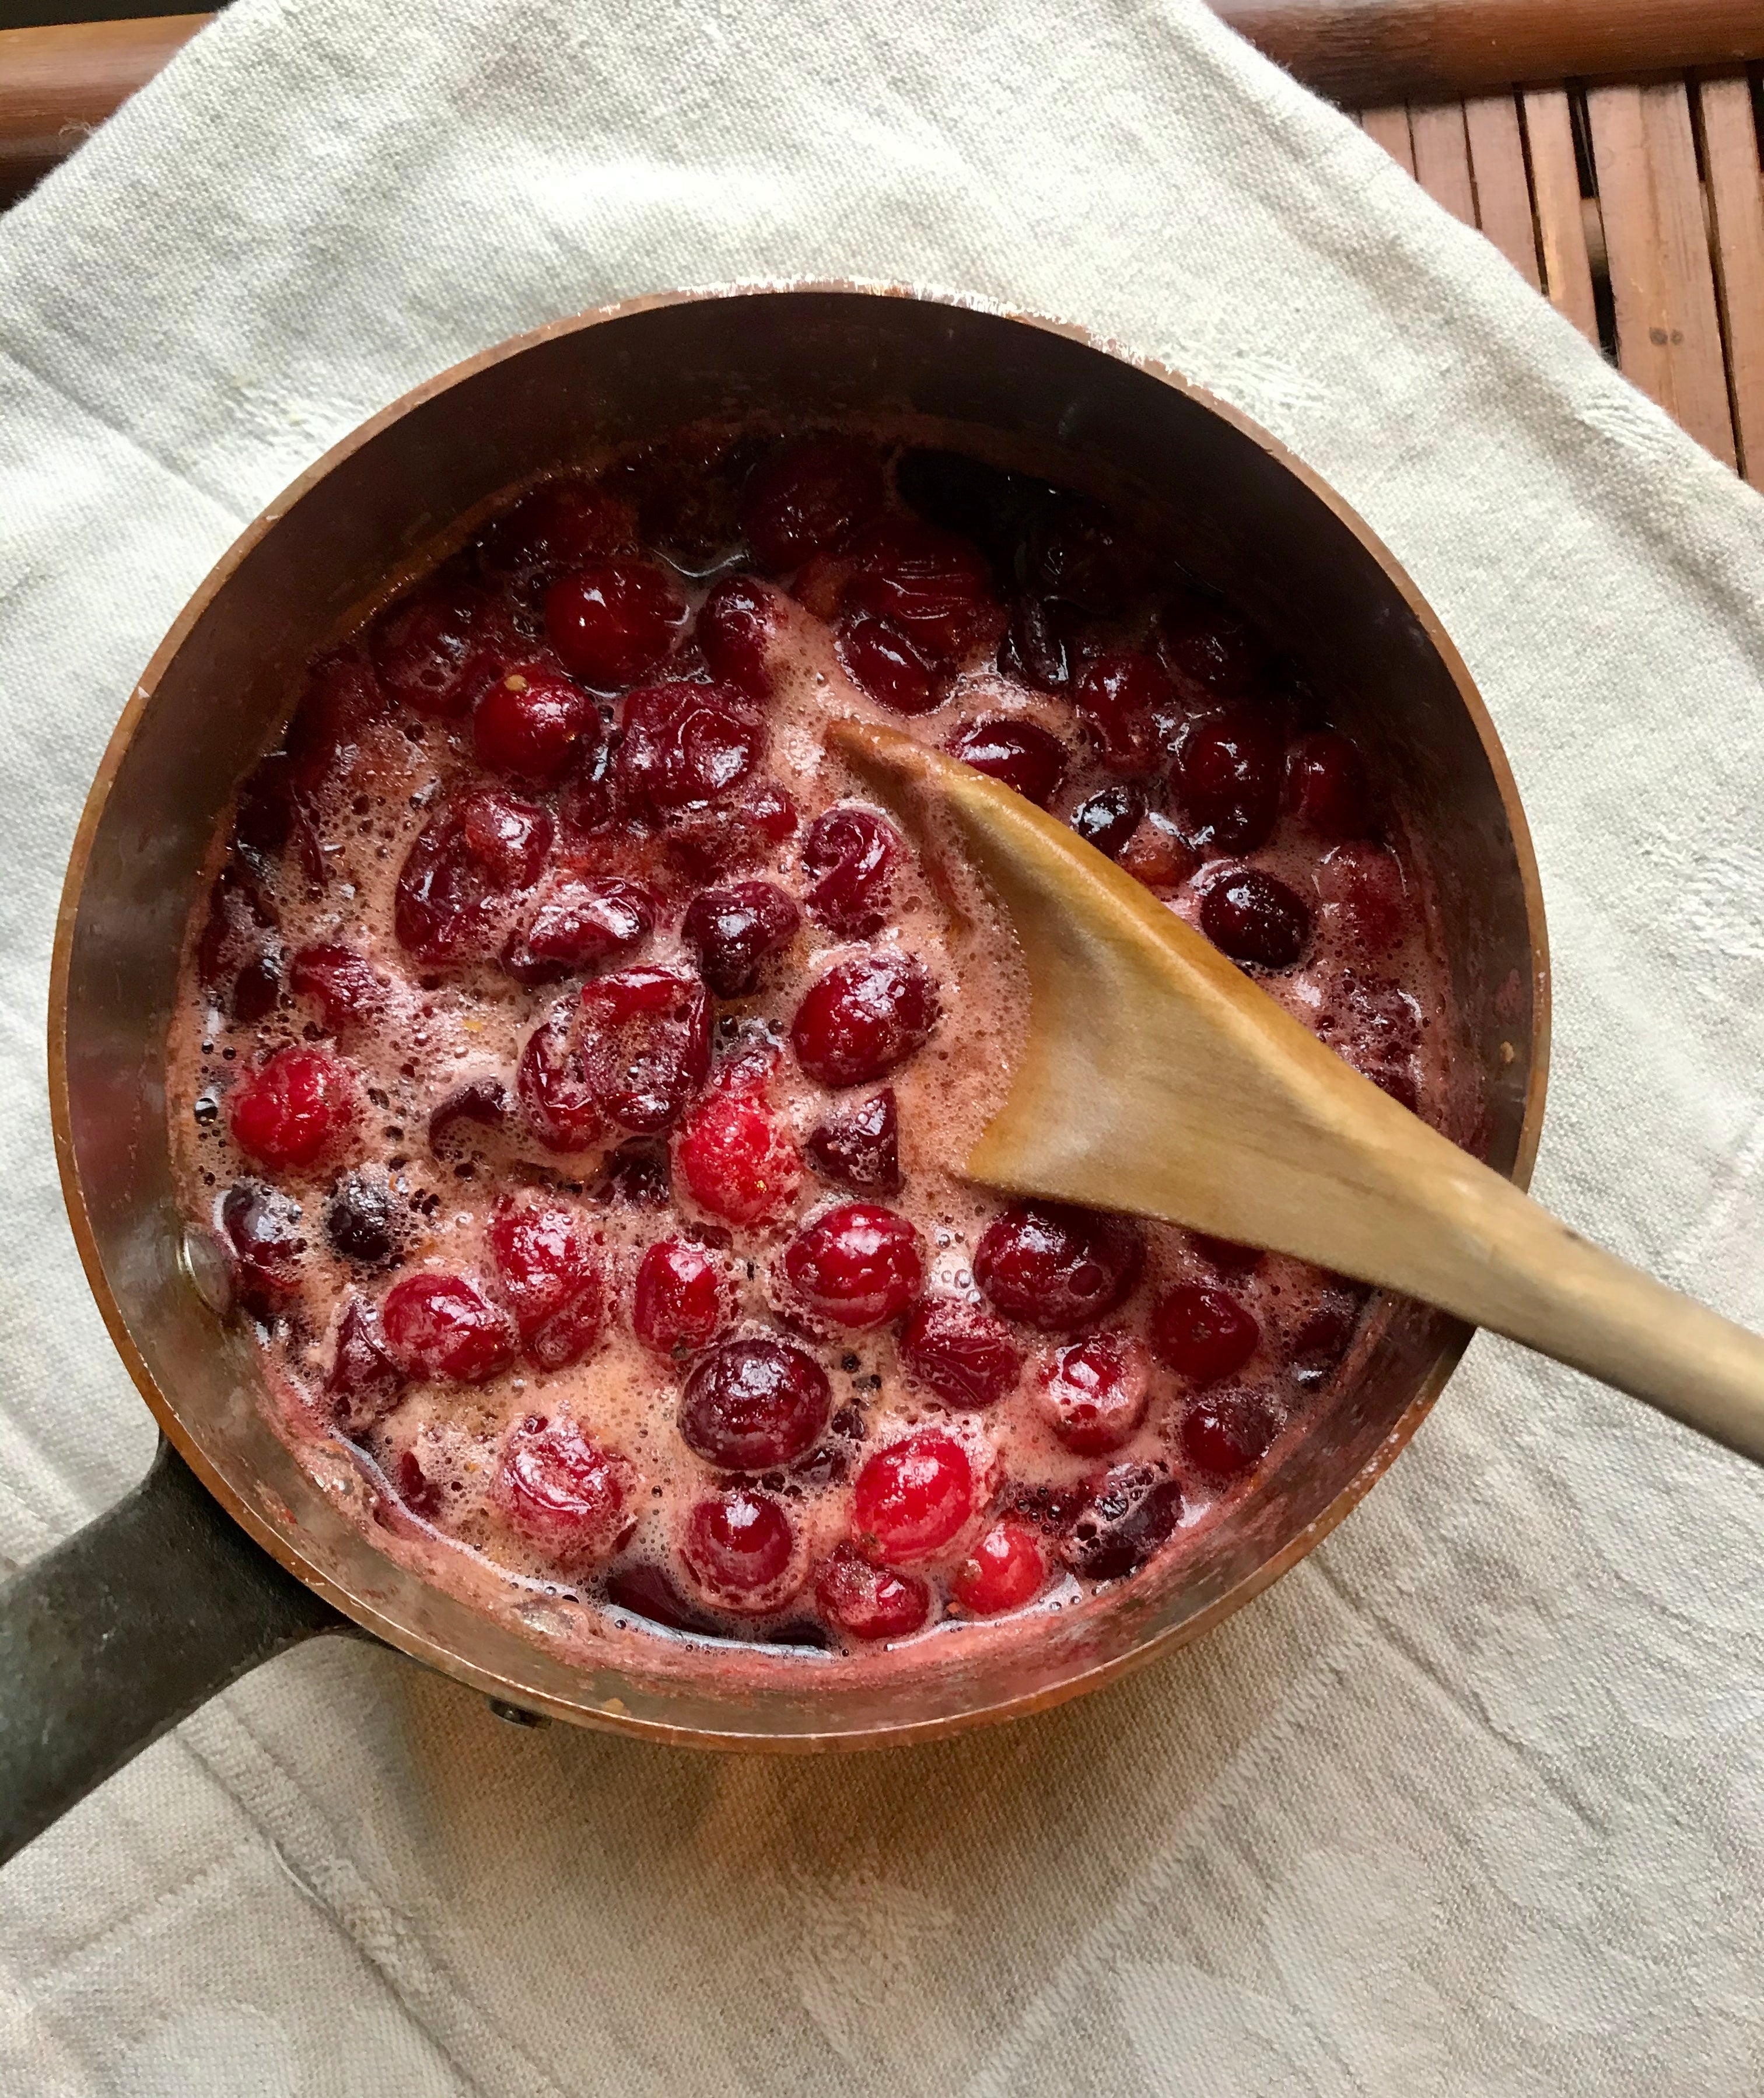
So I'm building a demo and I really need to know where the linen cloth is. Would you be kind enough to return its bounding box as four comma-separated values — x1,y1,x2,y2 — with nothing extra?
4,0,1764,2087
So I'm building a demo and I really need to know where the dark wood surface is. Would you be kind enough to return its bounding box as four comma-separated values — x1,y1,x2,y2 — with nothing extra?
0,12,207,200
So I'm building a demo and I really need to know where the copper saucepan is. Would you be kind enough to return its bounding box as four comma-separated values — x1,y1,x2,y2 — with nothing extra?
1,286,1549,1862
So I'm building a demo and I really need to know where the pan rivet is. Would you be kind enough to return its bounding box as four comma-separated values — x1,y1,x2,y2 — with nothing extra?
487,1698,549,1728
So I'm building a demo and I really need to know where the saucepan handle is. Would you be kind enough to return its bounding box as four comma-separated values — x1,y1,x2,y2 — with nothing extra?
0,1437,342,1865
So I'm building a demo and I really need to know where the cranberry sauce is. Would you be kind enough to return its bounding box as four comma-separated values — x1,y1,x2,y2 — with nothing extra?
168,426,1450,1656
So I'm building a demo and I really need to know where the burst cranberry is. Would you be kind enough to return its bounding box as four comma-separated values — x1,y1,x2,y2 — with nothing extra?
677,1336,832,1471
604,1562,720,1635
394,1451,444,1522
326,1298,406,1434
476,479,635,605
1286,731,1373,839
1023,498,1150,615
740,436,885,571
473,663,600,780
544,560,685,689
1318,841,1408,954
382,1273,515,1384
632,1237,737,1357
195,865,275,993
805,1088,901,1196
1151,1284,1259,1384
229,1048,355,1171
614,680,762,812
835,615,942,715
790,951,939,1088
1199,866,1312,969
1060,1462,1183,1579
1175,706,1284,852
792,549,854,620
461,788,553,886
972,1202,1143,1331
1157,594,1266,699
1074,650,1168,773
502,874,654,986
802,804,902,936
288,944,384,1031
682,881,799,997
219,1181,303,1308
1288,1286,1367,1391
1179,1391,1279,1483
1038,1333,1152,1453
284,649,388,798
488,1197,604,1371
695,573,783,699
897,1295,1021,1408
852,1431,974,1561
1118,811,1198,893
518,998,606,1151
946,718,1068,807
496,1414,638,1567
395,792,553,965
1069,783,1146,859
680,1490,800,1610
324,1170,400,1266
784,1203,922,1329
520,967,710,1148
842,517,996,661
229,955,281,1024
371,578,510,717
814,1544,930,1641
662,775,799,886
677,1088,802,1225
952,1519,1045,1614
427,1077,508,1153
999,595,1076,690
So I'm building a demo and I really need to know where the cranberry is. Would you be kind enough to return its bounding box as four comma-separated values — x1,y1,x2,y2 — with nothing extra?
324,1169,400,1267
475,479,635,606
427,1078,508,1153
1199,866,1312,970
1059,1462,1183,1579
682,881,800,997
677,1336,832,1471
677,1087,802,1225
606,441,752,569
1318,841,1408,954
196,863,275,994
662,775,799,886
231,754,309,877
395,791,553,965
835,614,943,715
520,967,710,1149
814,1544,930,1641
473,663,600,780
518,1000,605,1151
382,1273,516,1384
680,1490,799,1610
805,1088,901,1196
1187,1230,1263,1280
972,1202,1143,1332
229,1048,355,1171
740,436,885,571
219,1181,303,1308
1175,706,1284,853
952,1519,1045,1615
1285,731,1373,839
1150,1284,1259,1384
897,1295,1021,1408
502,874,654,986
802,804,902,937
614,680,762,812
394,1451,445,1523
790,951,939,1088
603,1561,720,1635
496,1414,637,1568
1321,971,1422,1063
1178,1391,1279,1483
1069,783,1146,859
544,560,684,689
852,1431,974,1561
371,577,511,718
1038,1333,1152,1453
597,1139,672,1207
842,517,996,662
1288,1286,1367,1392
695,573,783,699
488,1197,604,1371
1023,497,1151,615
998,595,1075,691
283,649,389,799
1118,811,1199,894
1157,594,1266,699
783,1203,922,1329
945,718,1068,808
1073,651,1169,774
288,944,384,1031
229,955,281,1025
632,1237,737,1357
326,1298,406,1434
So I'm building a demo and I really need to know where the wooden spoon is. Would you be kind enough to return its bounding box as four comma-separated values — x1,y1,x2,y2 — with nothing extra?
832,718,1764,1465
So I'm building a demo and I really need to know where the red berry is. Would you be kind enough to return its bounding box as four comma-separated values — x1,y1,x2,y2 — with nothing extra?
952,1519,1045,1614
680,1490,800,1610
473,662,600,780
427,1078,509,1154
475,479,635,606
1069,784,1146,859
632,1237,737,1357
695,573,783,699
1060,1462,1183,1579
544,559,685,689
517,998,605,1152
219,1181,303,1310
814,1543,930,1641
326,1298,406,1434
783,1202,922,1329
1175,706,1284,853
614,680,763,812
835,615,942,715
1199,866,1312,970
1037,1332,1151,1453
999,595,1077,691
740,436,885,571
371,577,512,718
852,1431,974,1561
945,718,1068,808
804,1088,901,1196
790,951,939,1088
802,806,897,937
604,1561,720,1635
677,1088,802,1225
897,1295,1021,1408
1073,650,1169,774
288,944,384,1031
496,1414,638,1568
283,649,389,799
488,1197,604,1371
519,966,711,1149
1023,498,1150,615
229,1048,355,1171
677,1336,831,1471
662,775,799,887
1150,1284,1259,1384
395,791,554,965
1178,1391,1278,1483
1285,731,1373,839
972,1202,1143,1332
502,874,654,986
382,1273,516,1384
682,881,800,997
1318,841,1408,954
324,1169,400,1266
1157,594,1266,699
1118,811,1199,894
1287,1285,1367,1391
842,516,996,662
196,863,276,993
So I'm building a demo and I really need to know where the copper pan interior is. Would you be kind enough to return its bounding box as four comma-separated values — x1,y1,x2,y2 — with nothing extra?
51,288,1548,1747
